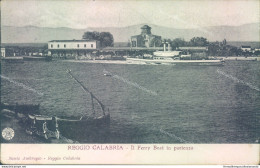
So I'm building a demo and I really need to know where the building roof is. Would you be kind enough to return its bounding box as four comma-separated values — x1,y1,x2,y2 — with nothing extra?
141,25,151,29
241,46,251,48
178,47,208,51
131,35,141,38
151,35,162,38
49,40,97,42
131,34,161,38
103,46,163,51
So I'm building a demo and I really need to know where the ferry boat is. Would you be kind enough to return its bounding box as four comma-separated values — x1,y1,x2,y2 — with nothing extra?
127,43,224,66
127,57,224,66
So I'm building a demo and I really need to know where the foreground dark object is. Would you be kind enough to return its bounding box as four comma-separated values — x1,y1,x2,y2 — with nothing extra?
1,70,110,143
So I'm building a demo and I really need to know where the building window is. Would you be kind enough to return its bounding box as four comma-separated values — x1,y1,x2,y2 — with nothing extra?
84,44,86,48
57,44,59,48
132,41,136,47
64,44,66,48
77,44,80,48
51,44,53,48
91,44,93,48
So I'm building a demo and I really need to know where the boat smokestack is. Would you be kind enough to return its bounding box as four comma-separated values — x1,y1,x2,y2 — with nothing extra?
163,43,166,52
168,43,171,51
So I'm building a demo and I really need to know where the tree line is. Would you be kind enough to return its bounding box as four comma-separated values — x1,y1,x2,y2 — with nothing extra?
82,31,114,47
165,37,209,49
164,37,257,56
82,31,257,57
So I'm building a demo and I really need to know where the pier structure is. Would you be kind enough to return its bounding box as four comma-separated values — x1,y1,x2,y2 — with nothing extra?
101,46,164,58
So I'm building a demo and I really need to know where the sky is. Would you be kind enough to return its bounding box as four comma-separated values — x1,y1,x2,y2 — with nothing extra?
1,0,259,29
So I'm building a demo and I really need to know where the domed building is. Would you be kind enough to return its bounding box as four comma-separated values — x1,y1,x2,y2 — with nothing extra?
131,25,162,48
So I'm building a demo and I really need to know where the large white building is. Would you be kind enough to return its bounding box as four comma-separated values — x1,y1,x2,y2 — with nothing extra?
48,40,100,58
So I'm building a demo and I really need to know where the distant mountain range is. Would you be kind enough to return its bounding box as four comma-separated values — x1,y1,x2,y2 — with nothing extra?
1,23,259,43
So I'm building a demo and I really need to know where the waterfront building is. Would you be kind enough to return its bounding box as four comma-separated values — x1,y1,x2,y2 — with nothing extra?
254,48,260,52
131,25,162,48
177,46,208,59
1,48,5,57
241,46,251,52
48,40,100,58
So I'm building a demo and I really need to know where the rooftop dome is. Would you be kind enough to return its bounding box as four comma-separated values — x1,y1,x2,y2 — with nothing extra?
141,25,151,29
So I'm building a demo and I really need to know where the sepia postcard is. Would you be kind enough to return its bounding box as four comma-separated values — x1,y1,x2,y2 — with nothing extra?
0,0,259,165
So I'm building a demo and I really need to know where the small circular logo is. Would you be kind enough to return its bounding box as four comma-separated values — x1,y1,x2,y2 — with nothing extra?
2,127,15,141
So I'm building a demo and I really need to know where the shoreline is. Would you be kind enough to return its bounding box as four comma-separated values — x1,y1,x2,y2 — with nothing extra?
216,56,259,61
1,56,259,64
62,59,224,65
62,60,147,65
61,57,260,65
